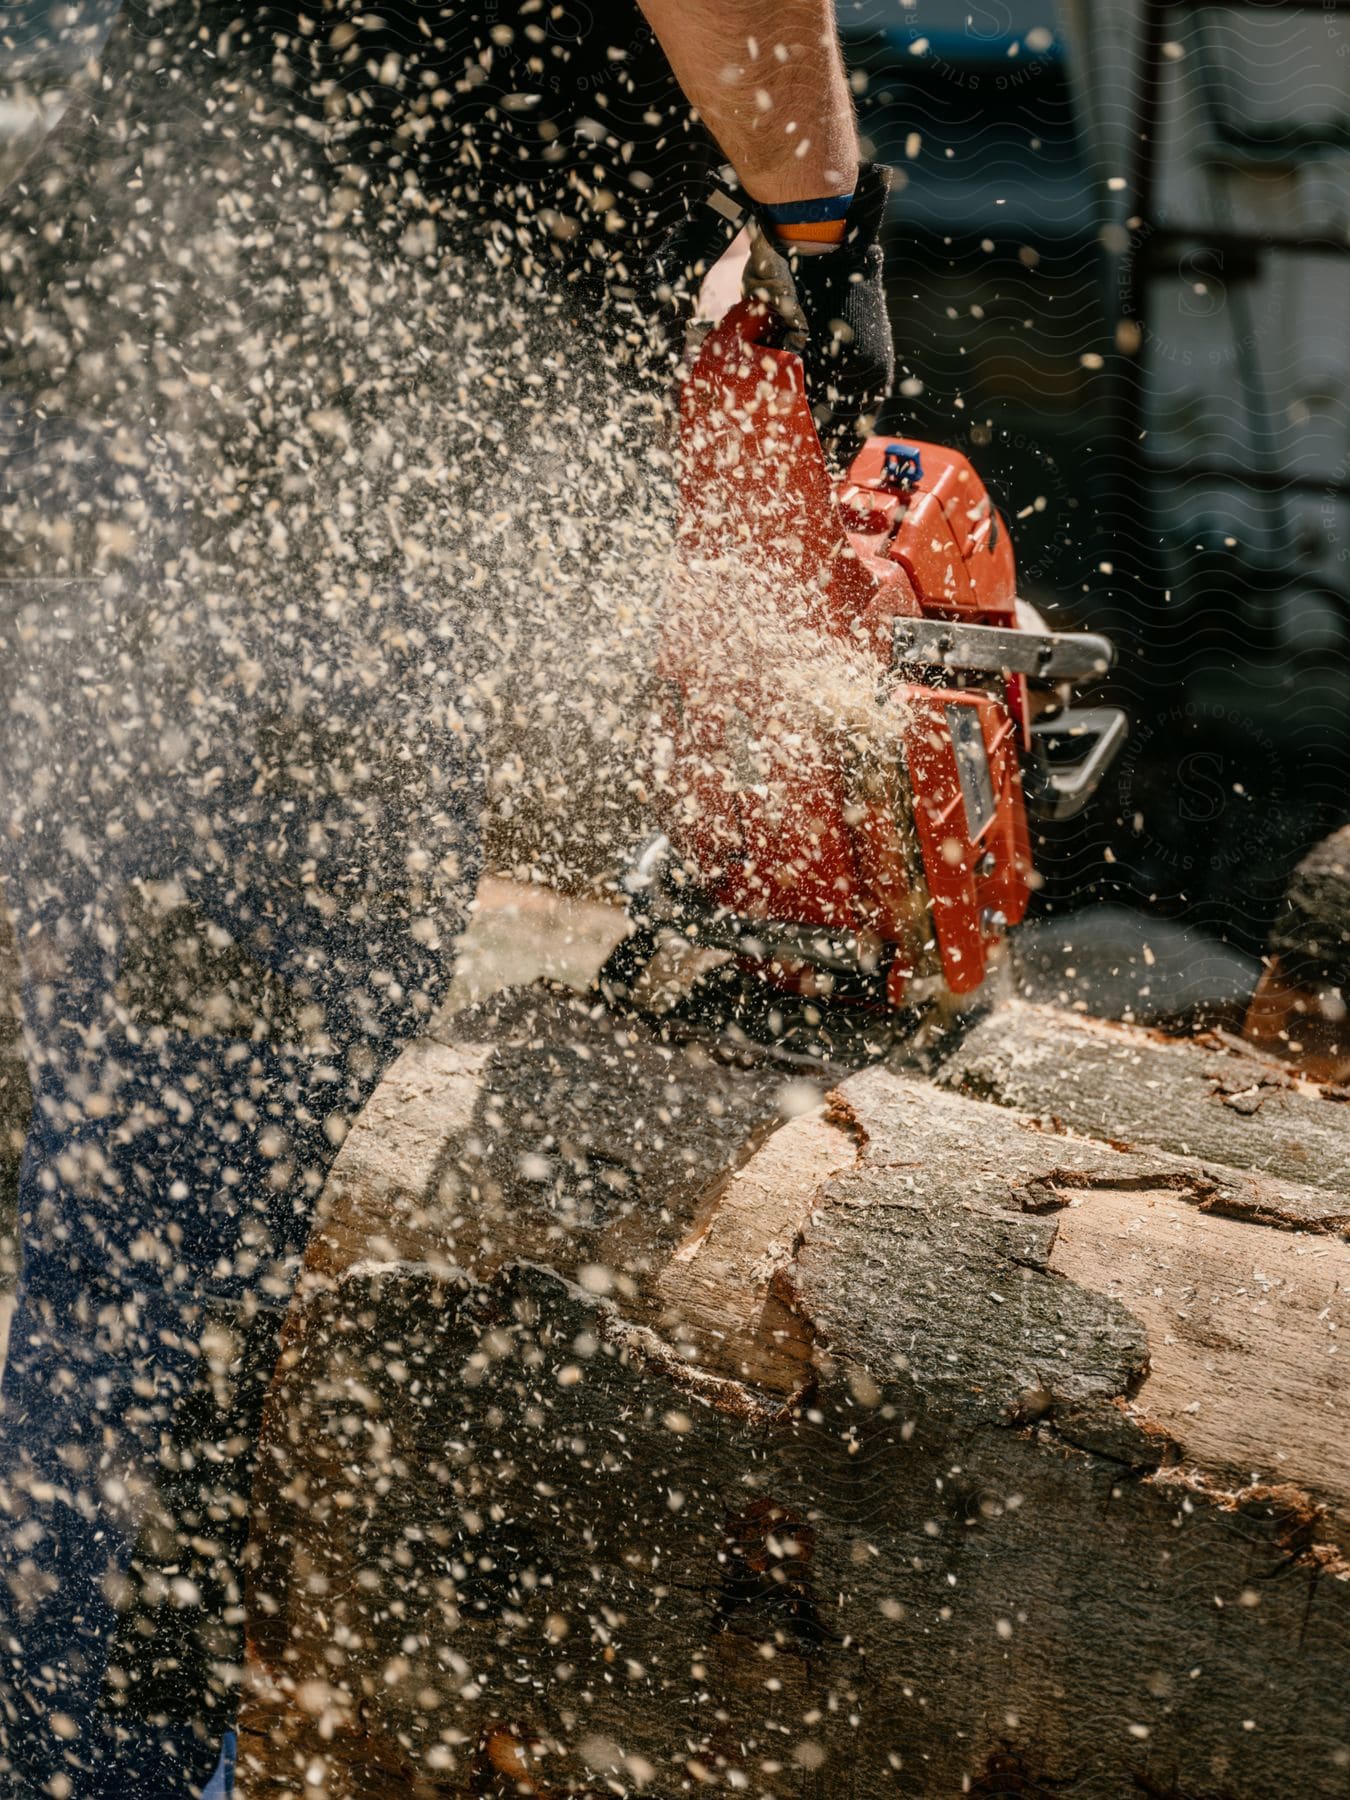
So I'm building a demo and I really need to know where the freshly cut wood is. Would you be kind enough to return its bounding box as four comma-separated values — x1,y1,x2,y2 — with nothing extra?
300,983,795,1317
239,988,1350,1800
1049,1182,1347,1504
654,1102,856,1389
805,1068,1349,1518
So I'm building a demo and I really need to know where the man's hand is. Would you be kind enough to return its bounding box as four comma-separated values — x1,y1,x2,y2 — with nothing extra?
636,0,893,450
636,162,894,453
754,162,893,453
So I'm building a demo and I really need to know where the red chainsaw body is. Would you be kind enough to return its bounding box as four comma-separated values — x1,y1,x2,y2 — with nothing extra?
655,300,1035,1001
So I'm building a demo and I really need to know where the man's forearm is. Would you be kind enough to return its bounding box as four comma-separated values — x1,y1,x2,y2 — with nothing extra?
638,0,859,204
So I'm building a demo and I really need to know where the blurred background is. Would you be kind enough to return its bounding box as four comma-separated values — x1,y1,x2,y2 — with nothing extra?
840,0,1350,1012
3,0,1349,1018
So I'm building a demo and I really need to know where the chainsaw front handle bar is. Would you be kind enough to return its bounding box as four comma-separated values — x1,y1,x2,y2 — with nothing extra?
1024,705,1130,821
891,616,1127,818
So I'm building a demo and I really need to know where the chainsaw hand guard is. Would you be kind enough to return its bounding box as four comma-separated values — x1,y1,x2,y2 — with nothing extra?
630,171,752,367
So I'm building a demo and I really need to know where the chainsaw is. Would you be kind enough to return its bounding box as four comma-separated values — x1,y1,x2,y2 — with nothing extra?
599,298,1126,1056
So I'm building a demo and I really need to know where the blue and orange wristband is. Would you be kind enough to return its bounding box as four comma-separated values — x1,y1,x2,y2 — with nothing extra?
760,190,855,248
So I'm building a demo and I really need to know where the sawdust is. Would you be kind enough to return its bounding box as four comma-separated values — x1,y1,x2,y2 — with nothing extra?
0,25,905,917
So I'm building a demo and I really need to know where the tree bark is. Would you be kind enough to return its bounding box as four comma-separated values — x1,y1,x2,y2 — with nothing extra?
1245,825,1350,1082
940,999,1350,1203
1268,825,1350,993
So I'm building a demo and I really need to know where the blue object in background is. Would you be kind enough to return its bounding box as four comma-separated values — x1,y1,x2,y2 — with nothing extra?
201,1732,236,1800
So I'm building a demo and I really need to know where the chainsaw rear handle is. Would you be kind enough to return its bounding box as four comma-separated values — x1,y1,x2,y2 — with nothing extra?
1024,705,1129,821
689,293,793,358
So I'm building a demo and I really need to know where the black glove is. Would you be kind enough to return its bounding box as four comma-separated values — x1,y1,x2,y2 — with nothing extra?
634,162,894,454
762,162,895,456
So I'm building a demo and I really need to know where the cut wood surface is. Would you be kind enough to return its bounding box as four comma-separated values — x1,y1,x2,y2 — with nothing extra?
239,983,1350,1799
1049,1182,1346,1503
302,985,794,1311
791,1066,1349,1515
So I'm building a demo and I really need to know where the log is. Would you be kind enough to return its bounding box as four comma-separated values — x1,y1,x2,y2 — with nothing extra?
297,984,795,1308
238,985,1350,1799
939,999,1350,1202
1268,825,1350,993
1245,825,1350,1082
